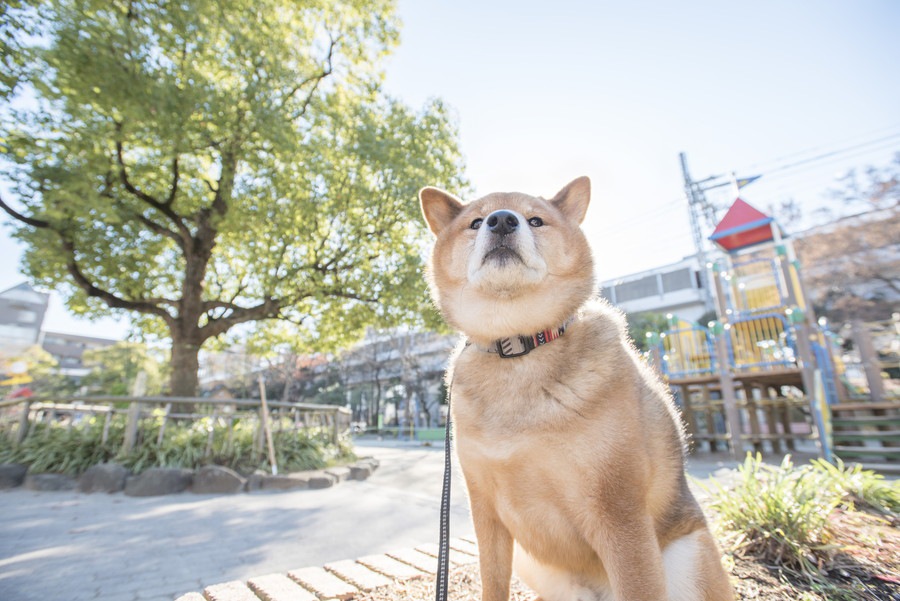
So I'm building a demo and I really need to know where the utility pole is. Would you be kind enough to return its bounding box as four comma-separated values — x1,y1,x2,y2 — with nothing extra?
679,152,718,314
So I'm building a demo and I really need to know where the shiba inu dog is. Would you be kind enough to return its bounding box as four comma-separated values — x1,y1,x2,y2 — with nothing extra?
419,177,734,601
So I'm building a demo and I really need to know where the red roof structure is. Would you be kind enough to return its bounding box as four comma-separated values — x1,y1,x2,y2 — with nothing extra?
709,198,780,252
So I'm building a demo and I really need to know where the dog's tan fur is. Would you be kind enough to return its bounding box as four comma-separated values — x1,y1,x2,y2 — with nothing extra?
419,177,734,601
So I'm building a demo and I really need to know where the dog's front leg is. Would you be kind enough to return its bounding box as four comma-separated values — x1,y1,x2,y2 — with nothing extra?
468,487,514,601
590,510,668,601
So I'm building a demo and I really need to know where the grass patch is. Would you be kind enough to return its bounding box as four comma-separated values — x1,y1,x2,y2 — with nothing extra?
705,453,900,598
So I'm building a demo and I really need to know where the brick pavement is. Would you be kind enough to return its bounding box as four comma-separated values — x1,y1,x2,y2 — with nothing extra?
175,537,480,601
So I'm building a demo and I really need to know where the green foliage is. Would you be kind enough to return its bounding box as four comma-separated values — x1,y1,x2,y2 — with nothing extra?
707,454,840,580
81,342,167,395
808,457,900,515
1,412,354,476
625,311,669,352
706,453,900,587
0,417,122,475
1,0,468,395
0,345,76,396
0,1,41,99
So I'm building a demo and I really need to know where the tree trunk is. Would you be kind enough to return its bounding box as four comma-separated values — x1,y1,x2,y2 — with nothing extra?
170,339,201,397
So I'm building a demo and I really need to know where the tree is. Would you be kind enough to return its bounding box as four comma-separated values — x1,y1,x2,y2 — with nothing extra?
795,153,899,322
625,312,670,352
81,341,166,396
0,1,41,100
0,345,73,396
0,0,467,396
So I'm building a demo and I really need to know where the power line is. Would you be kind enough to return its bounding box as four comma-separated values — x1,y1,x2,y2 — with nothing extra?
742,123,900,173
759,133,900,178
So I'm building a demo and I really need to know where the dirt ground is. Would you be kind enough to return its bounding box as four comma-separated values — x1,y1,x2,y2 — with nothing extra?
354,509,900,601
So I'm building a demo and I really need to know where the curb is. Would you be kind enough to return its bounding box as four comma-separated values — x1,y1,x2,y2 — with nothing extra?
0,457,380,497
174,537,479,601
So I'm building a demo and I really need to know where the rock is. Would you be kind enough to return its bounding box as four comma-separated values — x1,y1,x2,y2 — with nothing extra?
125,467,193,497
324,466,351,482
349,464,373,481
246,470,267,492
307,471,337,489
192,465,246,494
249,473,309,492
78,463,130,494
0,463,28,489
357,456,381,471
24,473,77,491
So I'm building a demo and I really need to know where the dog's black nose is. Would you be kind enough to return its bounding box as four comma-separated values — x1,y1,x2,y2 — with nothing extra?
486,210,519,236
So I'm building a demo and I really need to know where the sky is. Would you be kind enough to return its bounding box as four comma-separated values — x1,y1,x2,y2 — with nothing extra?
1,0,899,339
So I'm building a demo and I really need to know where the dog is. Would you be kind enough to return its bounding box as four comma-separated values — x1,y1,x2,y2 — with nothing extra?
419,177,734,601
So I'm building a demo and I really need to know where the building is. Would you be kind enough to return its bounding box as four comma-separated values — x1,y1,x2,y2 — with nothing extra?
40,331,118,379
0,282,118,381
599,256,711,322
0,283,50,355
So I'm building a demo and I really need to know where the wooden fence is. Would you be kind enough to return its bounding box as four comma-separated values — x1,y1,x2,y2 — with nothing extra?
0,395,352,456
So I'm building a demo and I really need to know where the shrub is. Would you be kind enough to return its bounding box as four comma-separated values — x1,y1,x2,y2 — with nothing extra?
809,457,900,515
705,453,900,588
0,417,122,476
1,412,356,477
706,454,842,581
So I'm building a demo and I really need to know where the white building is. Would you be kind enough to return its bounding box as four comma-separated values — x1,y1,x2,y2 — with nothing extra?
599,256,712,322
0,283,50,355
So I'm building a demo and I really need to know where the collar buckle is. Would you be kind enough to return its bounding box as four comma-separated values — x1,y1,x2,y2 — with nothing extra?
496,335,536,358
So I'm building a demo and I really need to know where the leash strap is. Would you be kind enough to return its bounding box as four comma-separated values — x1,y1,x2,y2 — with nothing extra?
435,390,452,601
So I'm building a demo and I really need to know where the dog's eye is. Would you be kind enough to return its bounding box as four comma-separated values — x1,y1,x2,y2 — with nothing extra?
470,218,483,230
528,217,544,227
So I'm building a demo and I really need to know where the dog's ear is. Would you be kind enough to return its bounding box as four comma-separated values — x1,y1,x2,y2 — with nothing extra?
550,176,591,224
419,187,464,236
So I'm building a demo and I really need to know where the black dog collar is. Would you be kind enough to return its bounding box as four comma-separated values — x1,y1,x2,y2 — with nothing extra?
473,318,572,359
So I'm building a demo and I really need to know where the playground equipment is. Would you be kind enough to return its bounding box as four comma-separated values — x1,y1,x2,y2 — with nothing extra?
650,197,900,467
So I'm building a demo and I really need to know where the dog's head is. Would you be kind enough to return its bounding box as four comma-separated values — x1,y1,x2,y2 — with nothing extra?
419,177,595,344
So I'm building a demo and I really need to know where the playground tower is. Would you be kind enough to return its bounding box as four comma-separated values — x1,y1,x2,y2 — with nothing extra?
652,197,841,460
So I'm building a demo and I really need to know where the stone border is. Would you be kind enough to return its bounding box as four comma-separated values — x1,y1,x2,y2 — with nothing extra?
174,537,480,601
0,457,380,497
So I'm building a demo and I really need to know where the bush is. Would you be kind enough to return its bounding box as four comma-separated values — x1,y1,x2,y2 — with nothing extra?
1,412,356,476
705,453,900,586
0,418,121,475
809,457,900,515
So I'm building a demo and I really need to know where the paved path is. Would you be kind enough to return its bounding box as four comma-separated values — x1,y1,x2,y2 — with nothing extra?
0,440,743,601
0,442,473,601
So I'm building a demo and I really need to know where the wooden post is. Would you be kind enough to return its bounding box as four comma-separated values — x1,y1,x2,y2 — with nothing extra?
743,384,764,454
122,372,148,454
122,401,140,454
851,320,886,404
16,400,32,444
156,403,172,446
713,329,745,460
791,312,831,460
258,375,278,475
711,261,746,459
101,409,112,445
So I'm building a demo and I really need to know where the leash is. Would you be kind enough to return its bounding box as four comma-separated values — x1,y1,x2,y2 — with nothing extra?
435,387,452,601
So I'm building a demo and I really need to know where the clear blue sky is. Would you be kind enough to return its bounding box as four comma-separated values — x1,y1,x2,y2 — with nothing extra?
2,0,899,337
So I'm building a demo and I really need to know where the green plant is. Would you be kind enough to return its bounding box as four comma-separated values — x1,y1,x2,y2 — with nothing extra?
1,411,357,477
705,454,842,582
809,457,900,515
0,417,122,475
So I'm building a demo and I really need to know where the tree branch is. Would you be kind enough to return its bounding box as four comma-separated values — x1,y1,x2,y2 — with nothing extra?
114,124,192,241
0,193,50,229
165,155,180,206
60,238,175,326
289,33,340,119
201,297,284,340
